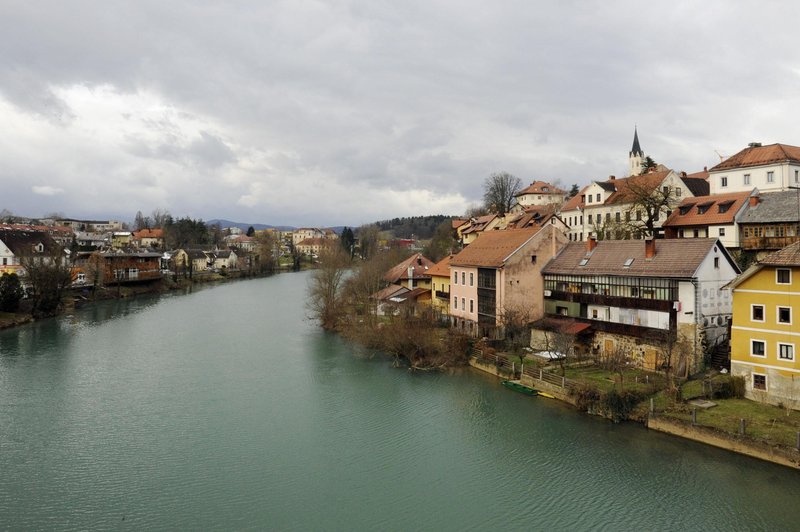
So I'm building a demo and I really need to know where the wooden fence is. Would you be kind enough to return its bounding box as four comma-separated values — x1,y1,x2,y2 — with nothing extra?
470,349,577,391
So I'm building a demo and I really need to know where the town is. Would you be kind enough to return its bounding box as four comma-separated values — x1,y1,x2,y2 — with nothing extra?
1,131,800,466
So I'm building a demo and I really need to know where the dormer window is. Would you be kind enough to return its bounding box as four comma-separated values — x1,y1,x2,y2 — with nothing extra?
623,258,634,267
34,243,44,253
679,203,695,215
542,187,549,192
717,201,734,214
697,201,714,214
579,258,589,266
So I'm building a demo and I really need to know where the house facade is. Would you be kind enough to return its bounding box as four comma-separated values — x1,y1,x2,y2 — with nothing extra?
708,142,800,195
541,238,740,373
424,254,452,314
662,190,755,250
737,190,800,255
513,181,567,210
728,242,800,408
449,224,568,337
0,229,62,277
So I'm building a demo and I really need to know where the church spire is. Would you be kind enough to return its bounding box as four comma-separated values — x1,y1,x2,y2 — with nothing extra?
630,126,643,157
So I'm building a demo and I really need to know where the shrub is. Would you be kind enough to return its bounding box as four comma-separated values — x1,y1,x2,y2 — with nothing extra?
709,375,745,399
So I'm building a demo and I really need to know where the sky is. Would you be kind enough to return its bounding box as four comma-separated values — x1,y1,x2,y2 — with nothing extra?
2,1,800,228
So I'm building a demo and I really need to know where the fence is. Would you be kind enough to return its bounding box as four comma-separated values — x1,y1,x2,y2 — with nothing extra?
470,349,577,391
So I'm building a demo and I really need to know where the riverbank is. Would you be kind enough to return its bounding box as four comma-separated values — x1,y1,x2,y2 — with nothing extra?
468,353,800,470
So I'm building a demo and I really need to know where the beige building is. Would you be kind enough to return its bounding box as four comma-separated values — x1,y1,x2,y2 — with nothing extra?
512,181,567,211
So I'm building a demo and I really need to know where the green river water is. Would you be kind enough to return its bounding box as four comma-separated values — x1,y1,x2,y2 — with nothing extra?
1,271,799,531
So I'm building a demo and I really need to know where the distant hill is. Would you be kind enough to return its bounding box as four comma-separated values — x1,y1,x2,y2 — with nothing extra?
207,219,296,232
371,215,454,240
207,219,345,234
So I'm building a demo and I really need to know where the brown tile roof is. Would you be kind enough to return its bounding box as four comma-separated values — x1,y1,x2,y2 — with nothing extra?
297,237,328,246
605,170,672,206
759,241,800,267
461,214,497,235
133,228,164,239
0,229,61,256
559,186,589,212
710,143,800,171
425,255,452,278
383,253,435,283
372,284,408,301
684,168,709,180
452,219,468,230
450,227,542,268
515,180,566,196
662,190,752,228
542,239,730,278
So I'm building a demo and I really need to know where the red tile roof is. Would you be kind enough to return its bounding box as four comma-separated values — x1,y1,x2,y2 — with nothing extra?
559,186,589,212
383,253,435,283
425,255,452,278
662,190,752,228
515,180,566,196
451,227,542,268
133,228,164,239
605,170,672,206
710,143,800,171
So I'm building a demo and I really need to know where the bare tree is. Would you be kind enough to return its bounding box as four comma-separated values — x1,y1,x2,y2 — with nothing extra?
483,171,522,214
357,224,381,260
307,245,351,330
597,341,632,390
621,175,681,238
20,249,71,317
151,208,171,228
533,326,577,376
254,232,278,273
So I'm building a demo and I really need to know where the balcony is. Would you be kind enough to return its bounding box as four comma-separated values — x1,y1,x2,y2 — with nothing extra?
546,290,674,312
435,290,450,301
740,235,800,251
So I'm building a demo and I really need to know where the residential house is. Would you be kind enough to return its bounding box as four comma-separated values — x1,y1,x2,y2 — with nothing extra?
738,190,800,256
709,142,800,195
459,214,501,245
132,228,165,249
662,190,755,249
0,229,62,277
211,249,238,270
185,249,211,272
541,238,740,373
449,224,568,337
384,253,435,290
512,181,567,211
727,242,800,408
74,231,110,250
111,232,133,250
72,250,162,286
50,218,123,232
424,254,453,314
292,228,325,246
296,237,331,257
226,235,256,252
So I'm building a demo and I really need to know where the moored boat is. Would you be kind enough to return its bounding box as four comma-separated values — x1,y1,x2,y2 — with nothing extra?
501,380,538,396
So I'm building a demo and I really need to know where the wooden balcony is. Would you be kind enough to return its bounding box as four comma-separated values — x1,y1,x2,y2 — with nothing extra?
740,236,800,251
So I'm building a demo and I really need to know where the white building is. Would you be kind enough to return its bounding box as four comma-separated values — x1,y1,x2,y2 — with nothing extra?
709,142,800,195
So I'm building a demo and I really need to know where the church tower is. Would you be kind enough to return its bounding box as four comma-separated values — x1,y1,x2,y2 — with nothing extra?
629,127,644,176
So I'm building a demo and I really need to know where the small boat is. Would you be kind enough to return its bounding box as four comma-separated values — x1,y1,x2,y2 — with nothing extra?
537,392,556,399
501,380,538,396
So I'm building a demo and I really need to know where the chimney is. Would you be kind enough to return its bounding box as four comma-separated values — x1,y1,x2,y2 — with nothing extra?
703,166,708,172
609,175,615,181
645,237,656,259
407,266,414,290
586,235,597,253
749,195,760,207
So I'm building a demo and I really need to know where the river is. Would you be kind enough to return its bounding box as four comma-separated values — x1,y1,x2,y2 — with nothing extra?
1,271,798,530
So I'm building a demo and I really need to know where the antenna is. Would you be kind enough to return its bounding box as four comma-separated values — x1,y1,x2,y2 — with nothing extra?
713,150,727,162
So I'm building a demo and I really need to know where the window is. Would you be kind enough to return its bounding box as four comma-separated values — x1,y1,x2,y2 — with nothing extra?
615,212,621,222
777,269,791,284
720,176,728,187
778,307,792,324
743,174,750,185
663,186,669,195
630,287,639,297
751,304,765,322
587,195,592,204
693,229,699,238
636,211,642,221
623,258,634,267
718,201,733,213
779,343,795,361
453,271,457,285
719,228,726,237
591,308,598,319
605,213,610,222
453,296,457,308
469,272,474,286
470,299,474,313
795,169,799,183
596,193,601,202
530,255,537,264
556,306,568,316
767,171,774,183
676,188,681,197
461,272,465,285
461,297,465,311
751,340,766,358
1,258,5,265
753,374,767,391
713,257,719,268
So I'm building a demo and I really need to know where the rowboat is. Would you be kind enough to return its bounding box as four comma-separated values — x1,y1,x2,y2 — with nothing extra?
501,380,538,396
537,392,556,399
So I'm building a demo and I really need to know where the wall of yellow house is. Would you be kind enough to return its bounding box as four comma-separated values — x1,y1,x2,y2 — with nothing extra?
428,274,451,313
731,265,800,407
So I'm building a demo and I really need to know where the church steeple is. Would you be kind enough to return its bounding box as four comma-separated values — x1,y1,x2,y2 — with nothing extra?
630,126,643,157
629,126,645,175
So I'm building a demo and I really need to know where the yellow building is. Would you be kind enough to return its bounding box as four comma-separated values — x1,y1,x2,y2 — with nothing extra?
729,242,800,408
425,255,452,314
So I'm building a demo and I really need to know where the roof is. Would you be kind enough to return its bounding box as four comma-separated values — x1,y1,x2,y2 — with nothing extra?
710,143,800,171
452,219,468,230
425,255,452,278
515,180,566,197
461,214,497,235
760,241,800,267
662,190,752,228
133,228,164,239
372,284,408,301
383,253,435,283
559,186,589,212
531,317,593,336
185,249,209,260
605,170,672,206
0,229,61,256
450,227,542,268
739,190,800,224
542,239,733,278
684,168,709,180
297,238,328,246
680,177,710,197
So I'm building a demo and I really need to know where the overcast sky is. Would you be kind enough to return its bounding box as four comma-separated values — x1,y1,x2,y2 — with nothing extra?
2,1,799,227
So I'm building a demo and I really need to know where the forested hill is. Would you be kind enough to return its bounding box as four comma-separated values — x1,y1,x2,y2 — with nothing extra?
374,215,453,239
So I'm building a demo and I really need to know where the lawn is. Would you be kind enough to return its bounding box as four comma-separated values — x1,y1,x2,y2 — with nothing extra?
662,398,800,449
565,365,666,393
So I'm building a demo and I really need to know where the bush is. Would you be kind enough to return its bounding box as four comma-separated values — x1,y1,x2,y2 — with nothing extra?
571,382,601,413
0,273,24,312
709,375,745,399
601,389,648,422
